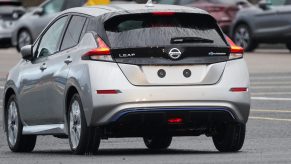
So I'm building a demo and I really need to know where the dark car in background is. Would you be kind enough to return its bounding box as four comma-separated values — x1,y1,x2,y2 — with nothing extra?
231,0,291,52
0,0,25,48
155,0,251,34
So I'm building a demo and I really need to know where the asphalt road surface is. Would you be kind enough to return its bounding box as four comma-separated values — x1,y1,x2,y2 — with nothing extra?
0,48,291,164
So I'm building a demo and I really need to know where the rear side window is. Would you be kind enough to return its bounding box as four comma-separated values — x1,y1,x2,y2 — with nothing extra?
104,13,226,48
60,16,87,51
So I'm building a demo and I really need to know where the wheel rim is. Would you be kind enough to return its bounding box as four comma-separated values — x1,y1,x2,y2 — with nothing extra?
234,26,250,49
18,31,31,50
7,101,18,147
69,100,82,150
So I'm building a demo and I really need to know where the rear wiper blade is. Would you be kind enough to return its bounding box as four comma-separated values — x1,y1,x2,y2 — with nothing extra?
171,37,214,44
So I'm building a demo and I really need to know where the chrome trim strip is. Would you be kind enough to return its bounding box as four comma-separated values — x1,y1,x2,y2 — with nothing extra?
22,124,65,135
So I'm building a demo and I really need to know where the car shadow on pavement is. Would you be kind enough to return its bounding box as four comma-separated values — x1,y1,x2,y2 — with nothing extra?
11,148,232,156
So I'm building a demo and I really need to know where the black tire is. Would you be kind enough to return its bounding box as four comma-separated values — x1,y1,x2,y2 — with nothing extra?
68,93,100,155
17,29,32,52
233,24,258,52
286,42,291,52
143,136,172,150
5,95,37,152
212,123,246,152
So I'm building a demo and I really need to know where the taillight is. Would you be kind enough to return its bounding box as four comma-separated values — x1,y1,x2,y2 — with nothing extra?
226,36,244,60
82,37,113,61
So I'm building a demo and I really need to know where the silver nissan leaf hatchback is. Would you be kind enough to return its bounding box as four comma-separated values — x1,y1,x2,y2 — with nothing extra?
3,4,250,155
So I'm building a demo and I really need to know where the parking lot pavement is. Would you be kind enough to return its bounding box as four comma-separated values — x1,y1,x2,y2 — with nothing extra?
0,48,291,163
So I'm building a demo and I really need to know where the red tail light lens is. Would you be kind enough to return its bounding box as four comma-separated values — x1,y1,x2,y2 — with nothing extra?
152,12,175,16
230,87,248,92
226,36,244,60
168,118,183,124
96,90,121,94
82,37,113,61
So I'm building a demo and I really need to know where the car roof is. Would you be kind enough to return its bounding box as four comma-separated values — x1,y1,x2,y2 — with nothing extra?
62,4,208,17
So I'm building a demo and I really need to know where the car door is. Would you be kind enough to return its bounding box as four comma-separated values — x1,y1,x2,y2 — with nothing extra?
274,0,291,36
32,0,66,37
44,15,87,124
253,1,282,38
18,38,47,126
19,16,69,125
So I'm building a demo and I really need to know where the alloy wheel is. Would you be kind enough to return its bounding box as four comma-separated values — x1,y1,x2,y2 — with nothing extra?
7,100,19,147
234,26,250,49
69,100,82,150
18,30,32,50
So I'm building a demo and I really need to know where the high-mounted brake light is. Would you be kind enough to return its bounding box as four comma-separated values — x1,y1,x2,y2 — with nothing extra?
82,37,113,61
152,12,175,16
226,36,244,60
168,118,183,124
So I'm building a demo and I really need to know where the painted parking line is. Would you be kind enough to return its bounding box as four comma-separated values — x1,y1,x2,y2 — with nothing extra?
251,97,291,101
251,76,291,80
251,81,291,85
251,86,291,89
0,86,4,90
252,109,291,113
250,116,291,122
252,92,291,96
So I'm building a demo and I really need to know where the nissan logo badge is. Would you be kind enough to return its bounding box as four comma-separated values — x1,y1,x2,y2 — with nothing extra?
168,48,182,60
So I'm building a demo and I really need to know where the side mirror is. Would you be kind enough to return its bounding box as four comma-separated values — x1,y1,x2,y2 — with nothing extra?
33,8,44,16
258,0,272,10
20,45,33,61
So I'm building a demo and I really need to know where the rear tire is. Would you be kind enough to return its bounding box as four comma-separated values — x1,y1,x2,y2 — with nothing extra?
233,24,258,52
212,123,246,152
5,95,37,152
17,29,32,52
286,42,291,52
143,136,172,150
68,93,100,155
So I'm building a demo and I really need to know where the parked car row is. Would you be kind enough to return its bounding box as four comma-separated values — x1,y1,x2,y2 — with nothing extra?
1,0,291,52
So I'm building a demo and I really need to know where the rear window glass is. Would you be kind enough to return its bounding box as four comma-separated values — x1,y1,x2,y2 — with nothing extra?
104,13,226,48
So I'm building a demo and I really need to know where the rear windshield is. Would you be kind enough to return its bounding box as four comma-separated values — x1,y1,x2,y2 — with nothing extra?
104,13,226,48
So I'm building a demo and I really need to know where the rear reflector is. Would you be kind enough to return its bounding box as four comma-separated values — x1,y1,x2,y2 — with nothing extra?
230,88,248,92
168,118,183,124
96,90,121,94
152,12,175,16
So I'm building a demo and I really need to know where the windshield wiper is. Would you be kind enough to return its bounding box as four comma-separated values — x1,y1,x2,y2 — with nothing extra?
171,37,214,44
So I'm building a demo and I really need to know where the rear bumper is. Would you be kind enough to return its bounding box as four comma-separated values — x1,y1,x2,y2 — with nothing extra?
103,107,237,137
83,59,250,127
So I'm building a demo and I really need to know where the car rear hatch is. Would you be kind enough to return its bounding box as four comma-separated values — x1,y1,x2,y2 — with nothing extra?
104,12,230,86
